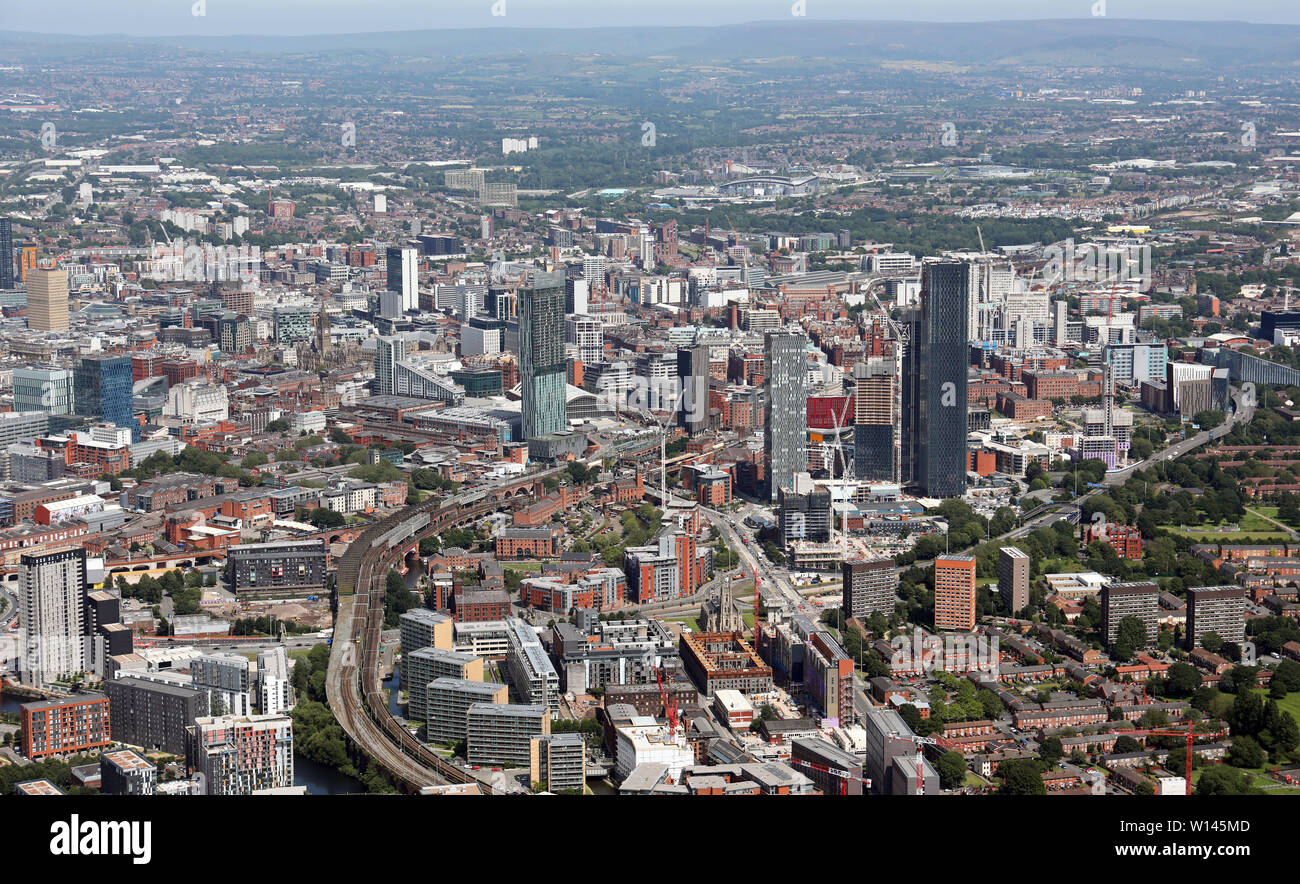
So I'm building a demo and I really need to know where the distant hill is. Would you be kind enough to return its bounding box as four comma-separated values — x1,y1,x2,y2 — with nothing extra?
2,19,1300,70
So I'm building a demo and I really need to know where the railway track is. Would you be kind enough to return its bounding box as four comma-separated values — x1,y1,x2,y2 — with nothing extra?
325,466,572,792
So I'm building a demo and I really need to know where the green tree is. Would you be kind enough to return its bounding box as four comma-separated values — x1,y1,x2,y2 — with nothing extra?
935,750,967,790
998,760,1046,795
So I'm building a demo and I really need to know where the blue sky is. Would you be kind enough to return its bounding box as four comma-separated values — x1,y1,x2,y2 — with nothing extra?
2,0,1298,36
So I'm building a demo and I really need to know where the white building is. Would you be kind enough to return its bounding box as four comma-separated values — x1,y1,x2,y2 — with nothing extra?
615,721,692,783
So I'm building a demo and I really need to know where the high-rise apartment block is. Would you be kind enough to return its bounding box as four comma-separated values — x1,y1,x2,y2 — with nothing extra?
185,713,295,795
842,558,898,620
997,547,1031,614
1099,581,1160,650
1186,586,1247,651
903,261,970,498
18,546,87,686
933,555,977,631
519,270,567,441
386,245,418,312
764,330,808,501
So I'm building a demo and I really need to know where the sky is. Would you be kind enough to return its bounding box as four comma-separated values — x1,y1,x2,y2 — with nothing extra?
2,0,1299,36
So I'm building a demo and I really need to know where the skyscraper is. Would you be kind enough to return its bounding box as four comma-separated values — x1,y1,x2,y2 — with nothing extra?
26,265,69,331
0,216,14,290
374,336,407,396
74,354,134,437
519,270,567,440
677,344,709,435
764,330,808,501
903,261,970,499
846,356,899,483
386,245,418,312
18,546,87,687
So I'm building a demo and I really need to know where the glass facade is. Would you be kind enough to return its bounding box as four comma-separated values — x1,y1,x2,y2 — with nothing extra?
519,271,567,440
74,355,134,438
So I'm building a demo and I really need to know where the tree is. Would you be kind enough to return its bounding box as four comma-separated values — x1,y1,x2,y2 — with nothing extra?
1165,662,1202,698
998,760,1046,795
1113,615,1148,661
935,751,967,790
1202,631,1223,654
1195,765,1259,795
1226,735,1265,768
1113,735,1142,754
1038,736,1064,765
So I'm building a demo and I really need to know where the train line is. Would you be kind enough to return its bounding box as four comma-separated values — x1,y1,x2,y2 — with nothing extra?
325,467,569,793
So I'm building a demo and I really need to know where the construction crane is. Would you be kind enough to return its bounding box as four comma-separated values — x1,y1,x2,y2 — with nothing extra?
1126,722,1227,795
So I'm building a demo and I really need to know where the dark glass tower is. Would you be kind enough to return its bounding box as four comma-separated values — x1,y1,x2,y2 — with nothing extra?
676,344,709,435
74,355,135,439
0,217,14,290
519,270,567,441
903,261,971,498
764,330,808,501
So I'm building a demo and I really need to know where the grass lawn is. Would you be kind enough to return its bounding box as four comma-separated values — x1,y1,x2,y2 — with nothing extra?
1252,687,1300,722
664,616,701,632
963,771,987,788
503,562,543,572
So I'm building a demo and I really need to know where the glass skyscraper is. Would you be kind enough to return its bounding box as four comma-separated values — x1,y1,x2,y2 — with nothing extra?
903,260,970,499
519,270,568,441
764,330,808,501
74,354,135,439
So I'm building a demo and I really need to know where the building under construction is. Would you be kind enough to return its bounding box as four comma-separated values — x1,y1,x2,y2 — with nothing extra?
679,631,773,699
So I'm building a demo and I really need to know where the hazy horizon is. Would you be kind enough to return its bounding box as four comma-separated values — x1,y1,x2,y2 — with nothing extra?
2,0,1299,37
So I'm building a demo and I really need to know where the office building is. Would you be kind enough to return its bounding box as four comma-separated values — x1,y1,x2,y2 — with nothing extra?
99,748,157,796
13,366,73,415
467,703,551,768
105,675,209,755
21,694,111,760
26,266,69,331
933,555,977,631
386,245,419,312
17,546,87,687
998,547,1031,614
1099,581,1160,650
764,330,808,500
426,677,507,745
903,261,970,498
74,354,134,436
842,558,898,620
1185,586,1247,651
680,631,773,698
184,713,294,795
519,270,567,440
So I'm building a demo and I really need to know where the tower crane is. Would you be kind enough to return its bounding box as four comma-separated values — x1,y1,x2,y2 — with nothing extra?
1125,721,1227,795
